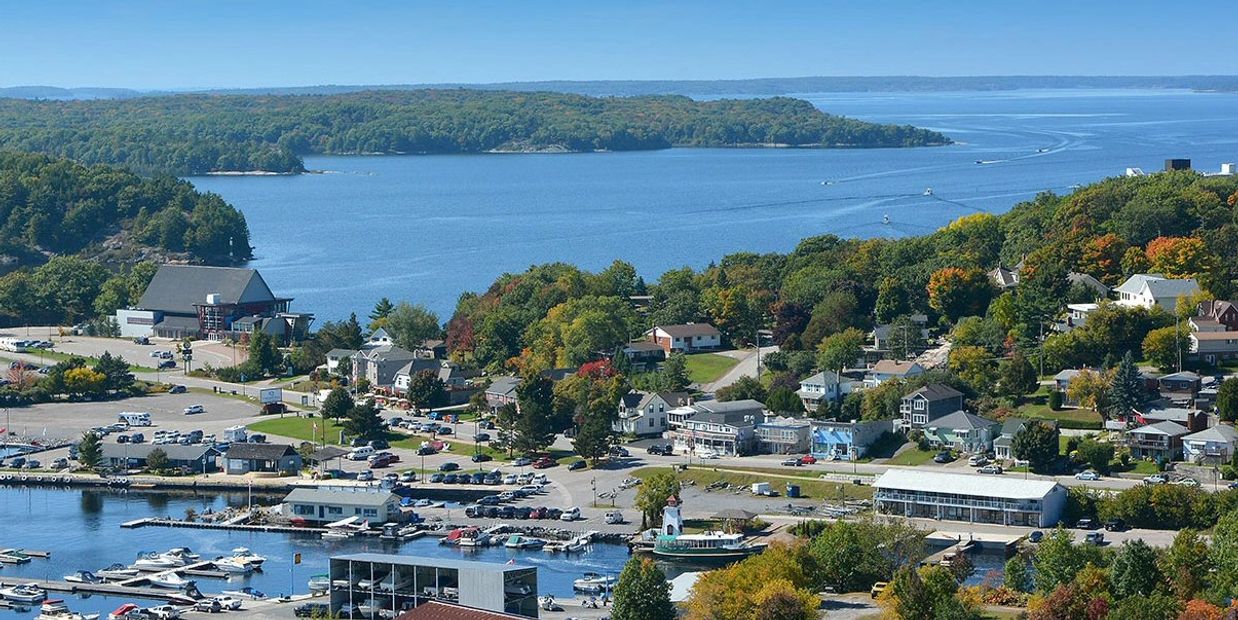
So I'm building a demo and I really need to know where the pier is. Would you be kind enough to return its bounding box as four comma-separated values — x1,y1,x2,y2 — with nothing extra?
0,578,194,604
120,517,326,534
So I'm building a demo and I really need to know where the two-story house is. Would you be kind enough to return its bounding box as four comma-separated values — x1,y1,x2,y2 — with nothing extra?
923,411,1001,453
351,345,419,388
666,399,764,457
796,371,853,412
1127,420,1191,462
900,384,964,429
866,359,925,388
645,323,723,354
755,416,813,454
1113,274,1200,312
1182,424,1238,464
993,418,1058,461
810,419,892,461
484,376,521,412
1158,371,1202,404
614,390,689,436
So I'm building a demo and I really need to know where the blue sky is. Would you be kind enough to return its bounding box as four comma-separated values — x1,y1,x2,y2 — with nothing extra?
2,0,1235,89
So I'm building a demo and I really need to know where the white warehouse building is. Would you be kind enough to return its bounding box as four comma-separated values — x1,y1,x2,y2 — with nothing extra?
873,469,1067,528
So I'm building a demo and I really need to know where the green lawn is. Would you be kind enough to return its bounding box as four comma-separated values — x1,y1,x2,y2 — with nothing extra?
249,415,344,444
684,353,740,384
885,446,938,466
1015,390,1103,430
28,348,158,373
633,465,874,501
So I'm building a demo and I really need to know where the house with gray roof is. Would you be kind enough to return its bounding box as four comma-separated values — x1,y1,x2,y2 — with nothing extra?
223,443,302,475
665,399,766,456
1114,273,1200,312
923,411,1001,453
614,390,690,436
899,384,964,428
1182,424,1238,464
282,487,402,524
116,264,310,342
1127,420,1191,462
484,376,521,411
101,443,221,473
325,348,358,375
352,345,419,388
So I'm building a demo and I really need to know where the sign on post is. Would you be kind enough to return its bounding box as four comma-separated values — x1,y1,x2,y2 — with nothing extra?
260,388,283,404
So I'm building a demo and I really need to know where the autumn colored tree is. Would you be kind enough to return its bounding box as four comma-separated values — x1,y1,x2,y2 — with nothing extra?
927,266,994,324
948,345,998,395
1177,599,1225,620
1078,233,1130,285
1067,369,1110,414
685,543,817,620
1143,325,1189,372
1145,236,1217,279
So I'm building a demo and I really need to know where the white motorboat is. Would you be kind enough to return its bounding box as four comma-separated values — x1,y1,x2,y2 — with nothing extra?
38,600,101,620
133,552,182,571
164,548,200,563
307,574,330,593
1,583,48,604
573,572,615,593
147,571,191,589
321,530,353,541
220,587,266,600
229,547,266,567
63,571,104,584
357,599,384,617
213,558,256,575
357,571,389,590
375,572,412,593
0,548,32,564
96,564,139,580
456,530,490,547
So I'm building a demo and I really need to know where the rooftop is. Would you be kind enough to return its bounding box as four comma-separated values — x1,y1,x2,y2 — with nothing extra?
284,487,399,507
1130,420,1190,436
1183,424,1238,444
396,601,528,620
927,411,999,431
649,323,722,338
905,383,963,401
1115,273,1200,298
224,443,297,460
137,265,281,316
872,359,923,376
333,553,532,573
874,469,1061,500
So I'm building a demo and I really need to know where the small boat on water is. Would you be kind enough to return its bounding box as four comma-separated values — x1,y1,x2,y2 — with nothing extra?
457,528,490,548
96,564,139,580
307,574,330,593
0,548,32,564
36,599,100,620
0,583,48,604
923,187,934,196
147,571,191,589
221,586,266,600
504,535,545,550
213,558,256,575
572,572,615,593
166,548,200,562
322,516,368,540
229,547,266,567
63,570,104,584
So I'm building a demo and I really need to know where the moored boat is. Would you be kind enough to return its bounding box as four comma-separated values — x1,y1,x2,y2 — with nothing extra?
652,531,761,559
572,572,615,593
229,547,266,567
213,558,256,574
63,570,104,584
37,599,100,620
147,571,191,589
307,574,330,593
504,534,545,549
0,548,32,564
0,583,48,604
96,564,140,580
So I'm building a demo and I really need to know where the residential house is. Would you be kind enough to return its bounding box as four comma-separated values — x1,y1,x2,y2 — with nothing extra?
796,371,854,413
994,418,1058,461
810,419,892,461
620,341,667,371
874,470,1067,527
1190,331,1238,365
1053,369,1082,407
116,264,311,342
223,443,302,475
871,318,931,354
989,266,1019,290
900,384,965,428
1057,303,1099,333
666,399,764,456
1197,300,1238,330
1113,274,1200,311
645,323,723,354
614,390,689,436
283,488,402,524
1158,371,1202,404
923,411,1001,453
414,339,448,359
1182,424,1238,464
755,416,812,454
1126,421,1190,462
484,376,521,411
1133,406,1208,431
1067,272,1111,299
352,345,419,388
368,328,394,346
393,359,468,392
866,359,926,388
101,444,220,473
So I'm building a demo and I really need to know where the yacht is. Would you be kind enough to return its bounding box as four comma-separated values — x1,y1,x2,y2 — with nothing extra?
572,573,615,593
504,534,545,550
229,547,266,567
147,571,192,589
63,571,104,584
36,600,100,620
0,548,32,564
96,564,140,580
213,558,256,575
457,528,490,547
0,583,48,604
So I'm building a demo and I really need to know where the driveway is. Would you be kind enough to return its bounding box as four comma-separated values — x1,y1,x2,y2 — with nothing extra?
699,345,779,393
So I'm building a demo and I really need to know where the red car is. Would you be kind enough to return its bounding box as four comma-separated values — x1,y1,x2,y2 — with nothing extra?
531,457,556,469
799,455,817,465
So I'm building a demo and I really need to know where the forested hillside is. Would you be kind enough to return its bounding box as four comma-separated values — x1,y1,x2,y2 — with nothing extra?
0,150,250,280
0,90,950,175
446,170,1238,411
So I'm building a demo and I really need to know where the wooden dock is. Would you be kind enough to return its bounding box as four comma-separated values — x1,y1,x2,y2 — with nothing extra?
0,578,190,604
121,518,326,534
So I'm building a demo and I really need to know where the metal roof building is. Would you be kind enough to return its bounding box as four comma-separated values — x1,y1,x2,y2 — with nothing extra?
873,469,1067,527
330,553,538,618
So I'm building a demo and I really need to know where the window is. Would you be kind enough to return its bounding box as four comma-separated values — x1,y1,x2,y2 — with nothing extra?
327,506,343,515
914,399,925,411
913,414,927,425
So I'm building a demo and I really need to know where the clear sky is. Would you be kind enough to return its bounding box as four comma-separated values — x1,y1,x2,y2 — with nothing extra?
2,0,1235,89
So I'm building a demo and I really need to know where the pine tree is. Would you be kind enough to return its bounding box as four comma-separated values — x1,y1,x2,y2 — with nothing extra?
320,388,354,421
1106,351,1143,420
998,351,1038,401
662,354,690,392
93,351,134,392
77,431,102,470
369,297,395,329
343,402,384,440
572,398,614,465
612,557,675,620
514,375,556,454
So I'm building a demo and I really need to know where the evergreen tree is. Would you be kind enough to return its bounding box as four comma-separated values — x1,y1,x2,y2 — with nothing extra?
343,402,384,440
146,448,170,472
494,402,520,457
998,351,1038,401
635,471,680,528
247,331,282,376
93,351,134,392
514,374,556,454
404,370,446,412
1110,539,1162,599
368,297,395,329
320,387,354,421
611,557,675,620
572,397,614,465
1011,421,1059,473
661,354,690,392
1216,378,1238,423
1003,556,1030,593
1106,351,1144,420
77,431,102,470
766,387,806,414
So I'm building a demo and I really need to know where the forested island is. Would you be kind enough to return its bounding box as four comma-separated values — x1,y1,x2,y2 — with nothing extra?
0,89,950,175
0,152,252,324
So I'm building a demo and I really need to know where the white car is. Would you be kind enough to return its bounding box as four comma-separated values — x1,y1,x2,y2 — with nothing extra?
1075,470,1101,481
184,405,205,415
1172,478,1200,487
696,450,720,459
532,473,548,485
560,506,581,521
144,605,182,619
212,596,242,611
502,474,519,485
605,511,625,524
1143,474,1168,485
518,484,542,495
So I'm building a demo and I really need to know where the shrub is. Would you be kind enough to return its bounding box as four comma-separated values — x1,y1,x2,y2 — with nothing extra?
1048,390,1063,410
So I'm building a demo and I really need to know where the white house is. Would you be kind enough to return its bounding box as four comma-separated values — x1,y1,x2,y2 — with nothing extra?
614,390,690,436
796,371,855,412
1182,424,1238,464
865,359,925,388
1113,274,1200,311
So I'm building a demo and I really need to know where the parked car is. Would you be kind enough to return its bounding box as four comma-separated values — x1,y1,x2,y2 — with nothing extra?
1028,531,1044,543
130,433,145,443
531,457,556,469
608,446,630,458
194,599,222,614
1075,470,1102,481
471,453,492,463
439,462,460,472
368,454,396,468
514,506,533,519
368,439,390,450
978,464,1003,475
1084,532,1105,545
417,446,437,456
50,457,69,469
117,434,130,444
1173,477,1200,487
168,385,187,394
605,511,625,524
933,451,954,464
568,460,587,471
474,433,491,442
435,426,453,435
470,472,486,484
799,454,817,465
967,455,988,467
1143,474,1168,485
356,471,374,482
443,473,459,484
399,471,417,483
1075,518,1097,530
145,606,181,619
560,506,581,521
1104,519,1126,532
24,459,40,469
503,473,519,485
184,404,205,414
158,360,176,369
780,457,801,467
647,444,671,456
429,473,445,483
512,457,532,467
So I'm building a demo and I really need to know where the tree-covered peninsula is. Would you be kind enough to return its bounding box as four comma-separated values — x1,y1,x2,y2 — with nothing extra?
0,90,950,175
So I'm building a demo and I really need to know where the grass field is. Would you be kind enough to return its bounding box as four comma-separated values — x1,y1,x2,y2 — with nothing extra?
885,446,938,466
27,348,159,373
1016,390,1103,429
247,415,518,461
633,465,874,501
684,353,739,384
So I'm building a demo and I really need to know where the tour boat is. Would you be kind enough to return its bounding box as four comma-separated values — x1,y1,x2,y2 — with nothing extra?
213,557,256,575
307,574,330,593
229,547,267,567
652,531,761,559
572,573,616,593
0,583,48,604
96,564,140,580
36,599,100,620
147,571,191,589
220,586,266,600
64,570,104,584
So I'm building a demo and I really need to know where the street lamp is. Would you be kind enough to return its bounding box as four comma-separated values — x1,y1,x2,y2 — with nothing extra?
591,477,597,508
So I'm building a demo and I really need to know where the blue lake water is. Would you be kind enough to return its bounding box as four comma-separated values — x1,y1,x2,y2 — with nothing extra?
0,486,634,618
188,89,1238,321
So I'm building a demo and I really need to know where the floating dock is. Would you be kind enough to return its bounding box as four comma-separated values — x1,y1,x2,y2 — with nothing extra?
120,518,326,534
0,578,191,604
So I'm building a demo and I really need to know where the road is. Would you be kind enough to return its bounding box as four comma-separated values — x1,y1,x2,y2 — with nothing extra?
700,345,779,393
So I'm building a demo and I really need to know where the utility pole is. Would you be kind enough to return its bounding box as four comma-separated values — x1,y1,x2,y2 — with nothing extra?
1038,322,1045,377
1176,316,1183,372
